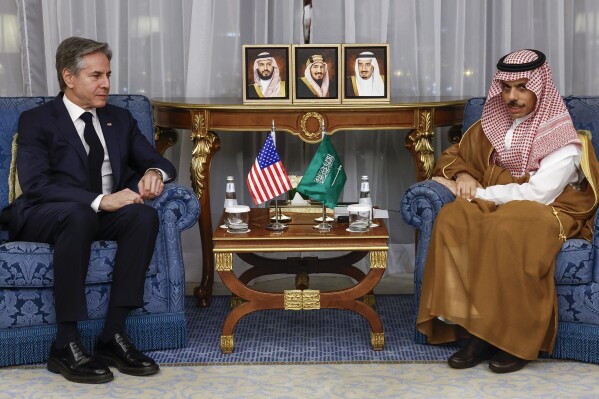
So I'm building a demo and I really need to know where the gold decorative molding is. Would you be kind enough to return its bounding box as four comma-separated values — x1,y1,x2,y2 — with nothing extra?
418,109,432,134
215,253,233,272
190,110,220,199
284,289,320,310
405,109,436,181
220,335,234,353
414,109,435,180
230,295,246,309
363,294,376,308
284,290,303,310
8,134,19,204
299,112,324,142
371,332,384,350
370,251,387,269
192,111,206,133
302,290,321,310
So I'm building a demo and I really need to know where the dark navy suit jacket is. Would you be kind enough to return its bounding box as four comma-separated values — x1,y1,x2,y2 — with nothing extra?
7,93,177,239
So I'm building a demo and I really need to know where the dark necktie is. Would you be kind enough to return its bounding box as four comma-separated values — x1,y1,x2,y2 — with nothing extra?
80,112,104,193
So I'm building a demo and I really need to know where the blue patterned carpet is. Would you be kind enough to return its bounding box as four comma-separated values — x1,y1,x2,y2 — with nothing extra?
148,295,457,364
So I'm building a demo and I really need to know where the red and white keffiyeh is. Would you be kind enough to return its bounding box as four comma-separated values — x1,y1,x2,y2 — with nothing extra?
481,49,579,178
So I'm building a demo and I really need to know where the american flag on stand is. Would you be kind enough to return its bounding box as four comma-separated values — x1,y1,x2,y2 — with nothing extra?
247,133,292,205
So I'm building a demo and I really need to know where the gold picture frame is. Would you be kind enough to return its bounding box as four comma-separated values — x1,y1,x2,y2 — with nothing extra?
242,44,292,104
292,44,341,104
342,43,390,103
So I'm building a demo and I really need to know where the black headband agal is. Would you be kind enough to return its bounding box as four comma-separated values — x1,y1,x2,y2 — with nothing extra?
496,50,546,72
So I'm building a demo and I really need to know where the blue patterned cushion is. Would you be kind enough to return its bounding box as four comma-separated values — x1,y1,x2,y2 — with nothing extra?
462,97,485,132
555,239,593,284
563,96,599,154
104,95,155,144
556,282,599,324
0,277,171,329
0,240,158,288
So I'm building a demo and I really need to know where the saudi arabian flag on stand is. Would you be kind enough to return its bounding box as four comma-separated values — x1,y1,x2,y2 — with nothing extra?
297,135,347,209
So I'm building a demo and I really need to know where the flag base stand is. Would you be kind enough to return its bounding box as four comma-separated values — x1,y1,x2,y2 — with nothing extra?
267,198,288,231
313,203,332,232
312,222,332,232
266,221,288,231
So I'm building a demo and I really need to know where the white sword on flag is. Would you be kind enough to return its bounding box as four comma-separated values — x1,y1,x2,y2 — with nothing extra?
316,120,331,231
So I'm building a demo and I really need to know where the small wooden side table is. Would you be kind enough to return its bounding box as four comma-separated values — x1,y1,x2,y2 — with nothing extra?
213,208,389,353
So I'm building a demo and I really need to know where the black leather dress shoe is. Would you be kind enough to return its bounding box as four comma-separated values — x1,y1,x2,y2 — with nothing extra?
47,341,114,384
489,350,529,373
448,336,498,369
95,332,159,376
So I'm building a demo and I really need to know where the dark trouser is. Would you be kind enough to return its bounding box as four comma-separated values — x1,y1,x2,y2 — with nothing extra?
16,202,159,322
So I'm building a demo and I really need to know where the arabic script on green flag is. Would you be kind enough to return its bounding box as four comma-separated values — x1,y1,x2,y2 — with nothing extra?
297,135,347,209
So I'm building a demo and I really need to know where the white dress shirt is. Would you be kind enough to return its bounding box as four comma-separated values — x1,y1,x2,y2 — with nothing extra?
476,116,581,205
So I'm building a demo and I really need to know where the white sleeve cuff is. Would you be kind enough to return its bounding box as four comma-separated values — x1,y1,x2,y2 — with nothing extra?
91,194,104,212
145,168,169,182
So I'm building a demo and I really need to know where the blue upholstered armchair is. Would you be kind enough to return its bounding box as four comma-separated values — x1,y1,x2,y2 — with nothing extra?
0,95,200,366
401,96,599,364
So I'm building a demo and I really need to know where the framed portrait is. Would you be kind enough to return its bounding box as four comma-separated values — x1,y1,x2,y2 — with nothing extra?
242,44,292,104
342,44,390,103
292,44,341,104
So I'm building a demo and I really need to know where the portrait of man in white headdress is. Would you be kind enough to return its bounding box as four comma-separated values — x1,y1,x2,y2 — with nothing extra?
297,54,331,98
246,50,287,99
345,49,386,97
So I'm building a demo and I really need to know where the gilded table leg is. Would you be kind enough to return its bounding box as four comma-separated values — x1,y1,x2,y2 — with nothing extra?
220,335,234,354
405,108,435,181
366,251,386,349
190,109,221,308
371,332,385,350
216,252,285,353
318,250,387,350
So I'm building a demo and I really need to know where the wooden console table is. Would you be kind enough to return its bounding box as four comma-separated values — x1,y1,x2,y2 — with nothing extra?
151,97,468,307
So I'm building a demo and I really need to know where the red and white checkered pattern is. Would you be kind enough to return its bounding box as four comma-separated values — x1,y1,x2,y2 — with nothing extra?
481,50,579,178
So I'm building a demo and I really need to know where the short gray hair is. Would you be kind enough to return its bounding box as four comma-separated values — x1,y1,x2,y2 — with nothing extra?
55,37,112,91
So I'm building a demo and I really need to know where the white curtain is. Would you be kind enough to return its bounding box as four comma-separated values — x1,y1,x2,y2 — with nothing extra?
4,0,599,286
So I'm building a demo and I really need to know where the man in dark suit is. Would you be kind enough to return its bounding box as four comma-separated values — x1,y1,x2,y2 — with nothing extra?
5,37,177,383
